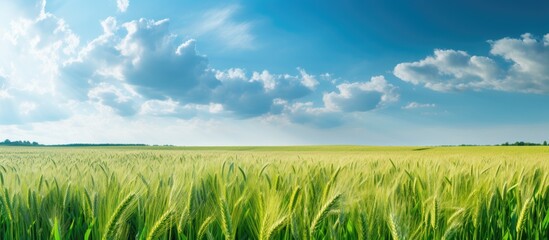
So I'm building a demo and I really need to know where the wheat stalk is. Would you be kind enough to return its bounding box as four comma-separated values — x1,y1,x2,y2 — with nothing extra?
1,189,12,222
288,186,301,212
261,215,287,240
266,216,288,240
310,193,341,237
359,213,368,240
431,196,439,229
102,192,136,240
197,215,215,240
388,213,400,240
178,183,195,232
147,208,176,240
516,197,532,234
219,198,234,240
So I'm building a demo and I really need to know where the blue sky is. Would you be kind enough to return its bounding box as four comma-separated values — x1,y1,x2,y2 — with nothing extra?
1,0,549,145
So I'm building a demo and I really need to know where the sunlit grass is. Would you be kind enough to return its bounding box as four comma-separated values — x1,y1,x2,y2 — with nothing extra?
0,146,547,239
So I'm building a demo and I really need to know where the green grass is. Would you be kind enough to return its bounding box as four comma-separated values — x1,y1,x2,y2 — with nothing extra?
0,146,548,239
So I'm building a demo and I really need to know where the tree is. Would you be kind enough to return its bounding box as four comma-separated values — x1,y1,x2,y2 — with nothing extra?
544,141,547,146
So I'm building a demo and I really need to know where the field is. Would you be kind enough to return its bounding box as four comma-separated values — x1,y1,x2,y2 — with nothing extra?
0,146,548,239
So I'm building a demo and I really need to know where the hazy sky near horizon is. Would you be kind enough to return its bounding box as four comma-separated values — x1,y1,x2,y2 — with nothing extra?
1,0,549,145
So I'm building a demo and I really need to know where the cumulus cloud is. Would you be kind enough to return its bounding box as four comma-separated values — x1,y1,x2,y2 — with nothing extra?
297,68,319,90
250,70,276,90
394,49,501,91
211,70,395,123
0,0,77,124
323,76,398,112
490,33,549,93
87,83,140,116
213,78,272,117
119,21,220,102
59,16,329,119
2,5,79,93
139,99,178,116
394,33,549,93
216,68,247,81
117,0,129,12
282,102,343,128
1,0,400,129
212,68,313,117
268,76,398,128
61,17,221,110
402,102,436,109
137,99,222,119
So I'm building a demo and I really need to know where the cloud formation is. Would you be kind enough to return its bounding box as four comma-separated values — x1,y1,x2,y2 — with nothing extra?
490,33,549,93
270,76,398,128
0,0,77,124
213,68,315,117
192,5,255,49
394,33,549,93
58,15,394,122
282,102,343,128
323,76,397,112
61,17,221,114
394,49,501,91
117,0,129,12
0,0,398,129
402,102,436,109
0,89,68,124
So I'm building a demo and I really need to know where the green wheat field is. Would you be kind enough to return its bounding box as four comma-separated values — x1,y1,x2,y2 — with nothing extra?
0,146,548,239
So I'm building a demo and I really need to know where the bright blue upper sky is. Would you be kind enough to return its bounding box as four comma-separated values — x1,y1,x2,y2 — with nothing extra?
1,0,549,145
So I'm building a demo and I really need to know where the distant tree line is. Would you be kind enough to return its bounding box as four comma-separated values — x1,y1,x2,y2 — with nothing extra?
499,141,548,146
0,139,148,147
1,138,547,147
56,143,148,147
0,139,40,146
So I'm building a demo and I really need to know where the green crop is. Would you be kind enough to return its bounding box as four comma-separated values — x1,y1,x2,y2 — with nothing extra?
0,146,547,239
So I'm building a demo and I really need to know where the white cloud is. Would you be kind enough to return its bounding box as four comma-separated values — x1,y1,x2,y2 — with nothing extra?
298,67,319,90
2,111,306,145
139,99,179,116
208,103,224,113
490,33,549,93
264,75,399,128
280,102,343,128
0,0,400,133
216,68,247,81
394,33,549,93
212,68,319,117
87,82,140,116
62,17,220,105
323,76,398,112
116,0,129,12
192,5,255,49
1,8,79,93
251,70,276,90
394,49,501,92
19,101,37,115
0,0,78,124
64,15,324,119
182,103,225,114
0,89,68,124
402,102,436,109
59,16,325,119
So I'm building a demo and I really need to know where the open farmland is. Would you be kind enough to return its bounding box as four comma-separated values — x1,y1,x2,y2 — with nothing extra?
0,146,548,239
